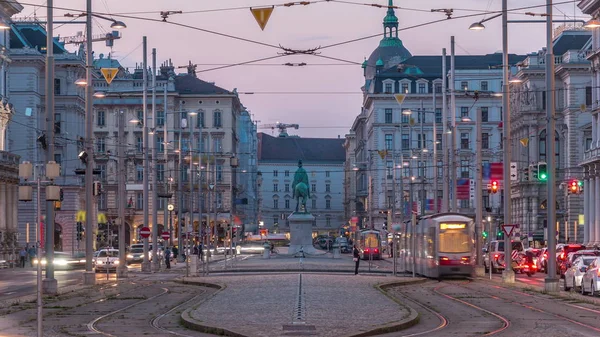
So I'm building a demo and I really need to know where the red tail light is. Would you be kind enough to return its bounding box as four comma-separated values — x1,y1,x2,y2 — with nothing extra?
440,256,449,261
374,248,379,253
439,256,451,265
493,254,499,259
461,256,470,261
364,248,369,253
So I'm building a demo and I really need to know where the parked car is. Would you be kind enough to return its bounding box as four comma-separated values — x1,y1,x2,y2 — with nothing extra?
581,256,600,295
556,244,586,274
336,237,350,253
564,256,597,291
93,249,120,272
560,250,600,278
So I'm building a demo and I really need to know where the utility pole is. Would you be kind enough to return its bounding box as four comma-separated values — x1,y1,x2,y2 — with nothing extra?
177,102,184,263
475,108,484,276
206,134,212,272
42,0,58,294
450,36,457,212
82,0,95,287
187,110,195,277
432,85,438,214
442,48,448,213
501,0,515,284
141,36,150,273
544,0,559,292
151,48,159,272
198,119,204,272
116,110,127,278
420,101,426,216
163,85,170,247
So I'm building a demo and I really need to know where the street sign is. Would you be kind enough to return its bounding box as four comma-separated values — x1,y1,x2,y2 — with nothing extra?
140,226,151,238
161,231,170,240
501,224,516,237
100,68,119,84
510,162,517,181
250,6,274,31
394,94,406,105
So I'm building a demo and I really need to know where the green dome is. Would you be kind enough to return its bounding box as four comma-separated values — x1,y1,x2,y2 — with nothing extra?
361,59,368,68
376,58,384,67
384,13,398,24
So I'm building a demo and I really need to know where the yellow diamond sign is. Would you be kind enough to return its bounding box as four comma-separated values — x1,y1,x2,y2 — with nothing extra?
101,68,119,84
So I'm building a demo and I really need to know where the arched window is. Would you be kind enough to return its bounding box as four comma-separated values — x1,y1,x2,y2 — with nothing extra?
538,130,560,167
213,110,222,128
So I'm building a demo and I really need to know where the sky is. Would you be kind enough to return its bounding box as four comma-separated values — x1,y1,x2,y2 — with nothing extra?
14,0,590,138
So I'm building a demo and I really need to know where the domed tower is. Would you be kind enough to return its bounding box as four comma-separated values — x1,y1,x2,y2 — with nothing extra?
365,0,412,79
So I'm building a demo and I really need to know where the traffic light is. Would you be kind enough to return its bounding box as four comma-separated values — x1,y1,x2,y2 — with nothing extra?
76,222,84,241
523,167,529,181
93,182,102,196
569,180,579,194
530,164,538,181
578,180,584,194
497,231,503,239
538,162,548,181
491,180,499,194
482,230,488,239
60,188,64,201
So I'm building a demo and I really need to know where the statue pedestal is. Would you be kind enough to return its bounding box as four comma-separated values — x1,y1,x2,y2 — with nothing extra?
288,213,323,256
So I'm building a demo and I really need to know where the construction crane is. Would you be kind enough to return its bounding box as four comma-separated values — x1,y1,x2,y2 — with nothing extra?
259,122,300,137
58,30,121,46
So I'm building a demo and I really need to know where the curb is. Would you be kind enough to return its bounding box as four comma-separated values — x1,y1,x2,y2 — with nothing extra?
347,279,428,337
198,268,394,275
178,278,250,337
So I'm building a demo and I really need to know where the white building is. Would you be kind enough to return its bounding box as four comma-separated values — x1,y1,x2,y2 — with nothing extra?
257,133,345,235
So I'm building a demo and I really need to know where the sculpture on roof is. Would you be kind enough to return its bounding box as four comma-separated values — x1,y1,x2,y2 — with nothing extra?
292,160,311,212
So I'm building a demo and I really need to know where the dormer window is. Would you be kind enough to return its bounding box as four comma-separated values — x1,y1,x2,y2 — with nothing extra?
418,83,426,94
385,83,393,94
401,83,409,93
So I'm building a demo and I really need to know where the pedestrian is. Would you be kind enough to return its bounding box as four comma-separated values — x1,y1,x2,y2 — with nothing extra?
353,245,360,275
193,244,199,255
198,243,204,261
19,247,27,268
164,247,171,269
388,240,394,258
172,246,178,264
28,245,37,267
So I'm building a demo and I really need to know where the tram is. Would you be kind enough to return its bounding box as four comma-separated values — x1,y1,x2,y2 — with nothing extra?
401,213,475,279
358,230,382,260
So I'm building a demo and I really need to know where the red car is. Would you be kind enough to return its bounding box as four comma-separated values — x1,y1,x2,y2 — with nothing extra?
557,244,586,276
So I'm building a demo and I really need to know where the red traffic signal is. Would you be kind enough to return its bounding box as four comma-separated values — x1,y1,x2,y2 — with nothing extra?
570,180,578,193
491,180,499,194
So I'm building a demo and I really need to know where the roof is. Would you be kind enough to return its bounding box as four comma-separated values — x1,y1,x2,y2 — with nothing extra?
258,133,345,163
174,75,232,95
552,32,591,55
9,23,68,54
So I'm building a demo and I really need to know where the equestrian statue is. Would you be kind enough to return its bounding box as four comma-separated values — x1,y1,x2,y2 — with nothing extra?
292,160,311,212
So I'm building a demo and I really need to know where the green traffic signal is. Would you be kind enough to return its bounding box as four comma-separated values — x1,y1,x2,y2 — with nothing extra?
482,231,488,239
538,162,548,181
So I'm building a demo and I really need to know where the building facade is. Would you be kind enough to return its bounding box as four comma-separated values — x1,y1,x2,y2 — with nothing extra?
8,20,86,253
258,133,345,235
578,0,600,247
0,1,22,261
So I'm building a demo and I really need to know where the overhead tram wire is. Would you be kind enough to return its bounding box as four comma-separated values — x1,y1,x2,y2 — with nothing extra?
195,55,289,73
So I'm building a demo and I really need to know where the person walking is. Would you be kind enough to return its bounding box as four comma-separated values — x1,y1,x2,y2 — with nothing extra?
19,247,27,268
353,245,360,275
172,246,178,265
28,245,37,267
164,247,171,269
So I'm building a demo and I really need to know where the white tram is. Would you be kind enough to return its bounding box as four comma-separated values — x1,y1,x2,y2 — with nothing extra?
401,213,475,279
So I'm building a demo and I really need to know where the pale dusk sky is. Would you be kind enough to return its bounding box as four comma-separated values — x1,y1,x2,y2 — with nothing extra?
15,0,590,138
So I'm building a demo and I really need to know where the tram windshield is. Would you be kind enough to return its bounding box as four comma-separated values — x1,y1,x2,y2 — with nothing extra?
439,223,469,253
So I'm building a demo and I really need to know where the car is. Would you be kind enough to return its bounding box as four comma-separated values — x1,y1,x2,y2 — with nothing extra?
484,240,525,273
33,252,86,270
0,259,8,269
556,244,586,274
564,256,597,291
560,250,600,278
127,247,144,264
93,249,121,272
235,241,265,254
336,237,350,253
537,247,548,272
581,256,600,295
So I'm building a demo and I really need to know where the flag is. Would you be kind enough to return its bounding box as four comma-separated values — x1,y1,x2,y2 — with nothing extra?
520,138,529,147
490,162,503,181
483,163,491,180
457,179,470,200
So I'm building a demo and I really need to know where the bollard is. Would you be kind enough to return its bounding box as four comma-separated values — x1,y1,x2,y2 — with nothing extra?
263,242,271,259
189,255,199,276
333,244,340,259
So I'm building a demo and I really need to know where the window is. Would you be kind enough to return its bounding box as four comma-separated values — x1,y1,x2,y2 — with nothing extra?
460,199,469,209
54,78,61,95
157,164,165,182
417,109,424,123
401,83,409,93
201,135,208,153
285,199,290,209
137,110,144,126
273,170,278,177
98,193,107,210
461,160,470,178
437,160,443,178
435,108,442,124
326,199,331,209
385,134,393,150
325,171,330,178
418,161,425,177
385,82,393,94
216,192,223,208
311,184,317,192
213,110,222,127
586,86,592,106
500,133,503,149
96,110,105,127
156,110,165,126
461,133,469,149
285,184,290,192
156,136,164,152
586,138,593,150
213,137,222,152
481,107,488,122
136,192,144,210
480,81,488,91
54,113,61,134
273,199,279,209
417,134,426,148
387,196,394,208
461,81,468,90
325,184,331,192
461,107,469,118
386,160,393,178
216,165,223,181
136,136,143,152
97,163,106,181
539,130,560,165
402,134,409,150
96,137,106,153
54,154,62,174
197,111,204,128
385,108,393,123
435,83,442,93
401,109,410,124
273,215,279,226
436,134,442,151
312,199,317,209
326,216,331,227
418,83,426,93
285,170,290,177
482,133,489,149
136,164,143,181
403,167,410,178
273,183,278,192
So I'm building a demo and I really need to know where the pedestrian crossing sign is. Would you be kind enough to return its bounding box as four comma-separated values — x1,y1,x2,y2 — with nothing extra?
101,68,119,85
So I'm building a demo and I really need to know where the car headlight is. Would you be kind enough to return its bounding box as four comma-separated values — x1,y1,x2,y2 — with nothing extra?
114,260,119,265
127,254,133,259
54,259,68,266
